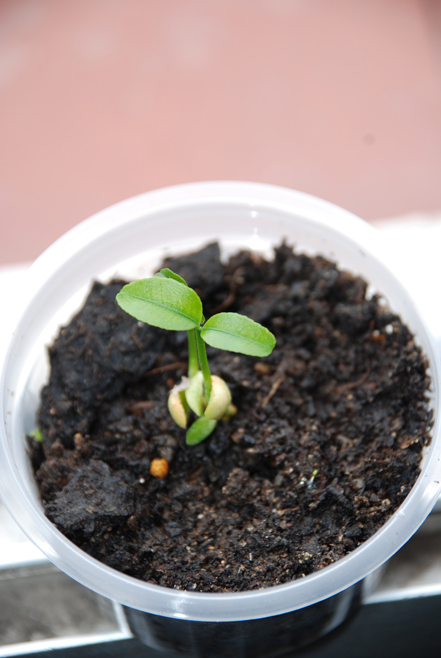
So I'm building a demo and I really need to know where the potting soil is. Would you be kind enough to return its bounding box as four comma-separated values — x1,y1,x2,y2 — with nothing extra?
31,243,432,592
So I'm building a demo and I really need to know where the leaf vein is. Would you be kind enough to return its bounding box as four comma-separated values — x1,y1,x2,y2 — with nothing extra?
125,292,199,324
202,326,263,347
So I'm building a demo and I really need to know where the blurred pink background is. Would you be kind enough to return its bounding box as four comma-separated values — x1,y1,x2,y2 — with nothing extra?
1,0,441,265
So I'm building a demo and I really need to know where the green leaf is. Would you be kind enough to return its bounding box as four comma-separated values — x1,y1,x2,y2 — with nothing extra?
186,417,217,445
201,312,276,357
156,268,188,286
29,428,43,443
116,277,202,331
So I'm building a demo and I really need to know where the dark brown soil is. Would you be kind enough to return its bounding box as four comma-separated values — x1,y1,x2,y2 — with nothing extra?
31,242,432,593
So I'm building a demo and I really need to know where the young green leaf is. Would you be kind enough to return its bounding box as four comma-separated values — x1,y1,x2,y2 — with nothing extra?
186,416,217,445
156,268,188,286
116,277,202,330
29,428,43,443
200,312,276,357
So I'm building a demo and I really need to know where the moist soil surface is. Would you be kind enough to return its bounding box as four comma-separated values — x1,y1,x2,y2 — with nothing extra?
31,243,432,592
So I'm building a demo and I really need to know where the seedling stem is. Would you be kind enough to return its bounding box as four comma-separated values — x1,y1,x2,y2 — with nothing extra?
187,329,199,379
196,328,212,402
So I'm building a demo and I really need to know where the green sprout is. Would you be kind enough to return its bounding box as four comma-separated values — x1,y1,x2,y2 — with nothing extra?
116,268,276,445
29,428,43,443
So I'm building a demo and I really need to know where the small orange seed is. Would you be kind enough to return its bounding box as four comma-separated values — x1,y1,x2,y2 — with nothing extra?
150,458,169,479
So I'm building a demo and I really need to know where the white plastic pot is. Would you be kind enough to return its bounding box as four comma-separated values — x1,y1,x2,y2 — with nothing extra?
1,182,440,656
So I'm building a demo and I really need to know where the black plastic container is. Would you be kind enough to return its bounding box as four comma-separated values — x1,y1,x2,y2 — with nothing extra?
124,582,362,657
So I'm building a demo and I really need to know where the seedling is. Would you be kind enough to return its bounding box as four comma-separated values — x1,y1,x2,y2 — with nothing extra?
116,267,276,445
29,428,43,443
